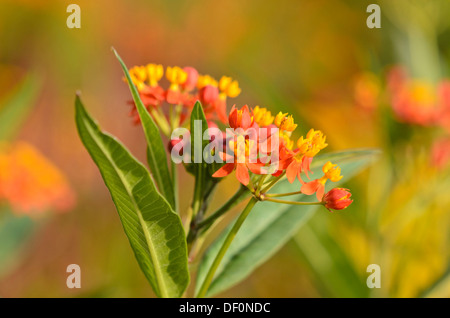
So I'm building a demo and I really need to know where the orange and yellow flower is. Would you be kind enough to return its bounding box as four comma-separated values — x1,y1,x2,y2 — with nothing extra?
126,63,243,127
274,112,297,132
252,106,274,127
212,135,263,186
0,142,75,215
282,129,328,183
301,161,342,200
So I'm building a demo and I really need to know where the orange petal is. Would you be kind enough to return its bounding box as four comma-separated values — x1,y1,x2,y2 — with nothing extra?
212,163,235,178
302,156,313,179
286,160,301,183
247,162,264,174
316,184,325,201
301,180,320,195
235,163,250,185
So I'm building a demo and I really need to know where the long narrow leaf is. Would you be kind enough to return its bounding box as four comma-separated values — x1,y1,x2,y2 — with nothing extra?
113,49,175,210
75,95,189,297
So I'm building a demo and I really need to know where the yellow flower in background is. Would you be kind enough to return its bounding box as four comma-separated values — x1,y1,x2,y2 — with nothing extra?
275,112,297,132
166,66,188,90
0,142,75,215
197,74,218,89
252,106,274,127
219,76,241,98
128,66,147,90
146,63,164,87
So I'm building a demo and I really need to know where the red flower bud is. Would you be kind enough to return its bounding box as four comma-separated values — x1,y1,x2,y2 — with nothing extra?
168,138,184,154
228,105,252,130
199,85,219,105
182,67,199,92
322,188,353,212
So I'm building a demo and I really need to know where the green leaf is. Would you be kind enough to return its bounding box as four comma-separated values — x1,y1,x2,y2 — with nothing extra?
293,218,370,297
196,148,379,296
75,95,189,298
0,214,34,277
190,101,210,164
190,101,210,211
0,74,40,141
113,48,175,211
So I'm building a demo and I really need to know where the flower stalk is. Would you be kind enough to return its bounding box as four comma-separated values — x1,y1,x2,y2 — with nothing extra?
196,196,258,298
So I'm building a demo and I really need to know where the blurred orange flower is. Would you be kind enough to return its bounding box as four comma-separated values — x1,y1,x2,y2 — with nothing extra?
353,72,381,111
0,142,75,215
431,137,450,170
387,67,450,126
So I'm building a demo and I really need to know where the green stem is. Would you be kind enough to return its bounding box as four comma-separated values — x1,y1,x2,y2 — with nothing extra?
247,176,255,192
171,160,178,213
255,174,268,197
265,190,302,198
191,168,204,218
149,108,170,136
196,197,258,298
196,186,249,232
169,104,174,131
260,172,285,193
263,197,323,206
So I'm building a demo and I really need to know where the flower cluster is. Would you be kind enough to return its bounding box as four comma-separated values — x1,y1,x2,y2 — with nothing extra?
126,64,241,135
212,105,350,208
387,67,450,129
353,66,450,169
0,142,75,215
125,63,353,212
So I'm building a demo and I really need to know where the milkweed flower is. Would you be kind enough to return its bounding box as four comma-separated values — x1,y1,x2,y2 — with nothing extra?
274,112,297,132
219,76,241,98
212,135,263,186
0,142,75,215
228,105,253,130
353,72,380,111
323,188,353,212
197,74,218,89
198,85,219,105
282,128,328,183
301,161,342,200
129,66,147,90
387,67,450,127
125,63,243,129
181,67,199,92
252,106,274,127
166,66,188,104
431,137,450,170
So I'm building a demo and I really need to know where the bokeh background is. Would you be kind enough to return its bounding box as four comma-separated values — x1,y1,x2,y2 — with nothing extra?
1,0,449,297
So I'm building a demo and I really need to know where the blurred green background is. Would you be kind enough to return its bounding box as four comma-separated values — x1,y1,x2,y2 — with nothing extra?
0,0,449,297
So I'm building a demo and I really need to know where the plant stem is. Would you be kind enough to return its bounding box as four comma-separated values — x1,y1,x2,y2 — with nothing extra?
171,160,178,213
263,197,323,206
247,176,255,192
260,171,285,193
196,197,258,298
149,108,170,136
196,186,249,232
191,168,204,218
255,174,268,197
265,190,303,198
187,181,217,253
